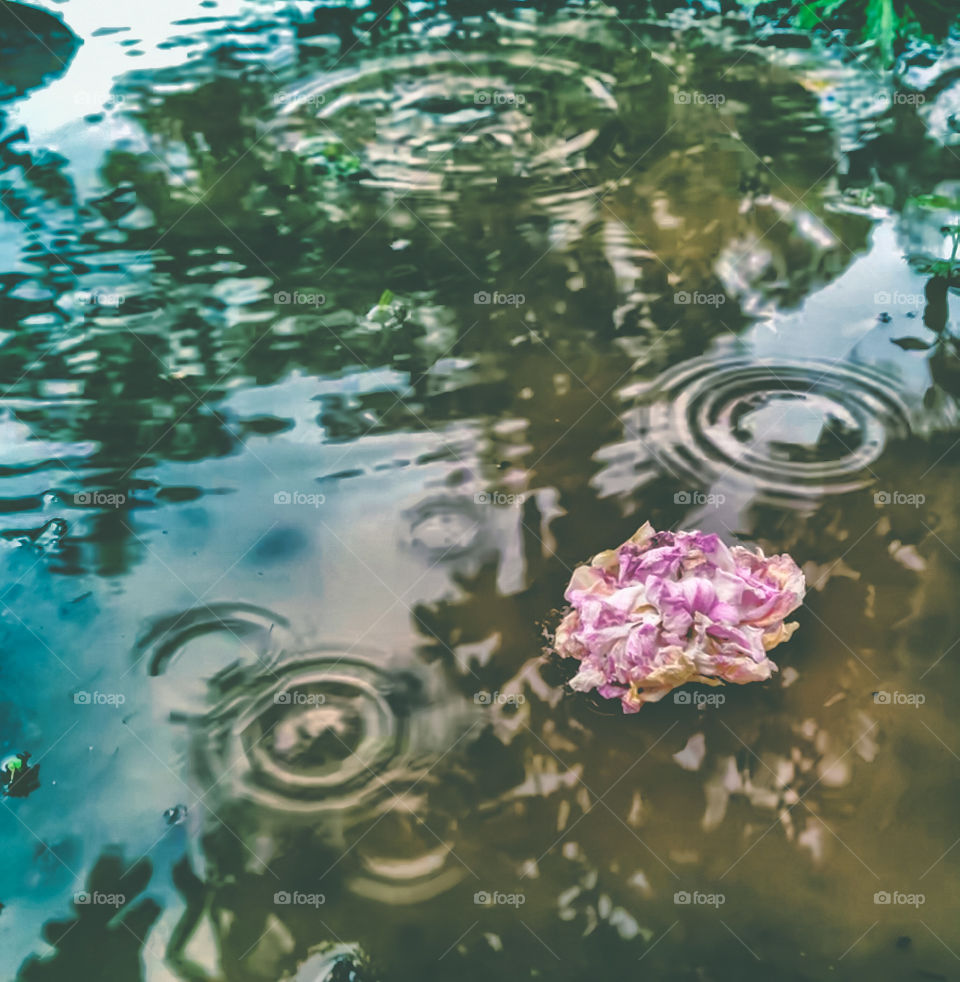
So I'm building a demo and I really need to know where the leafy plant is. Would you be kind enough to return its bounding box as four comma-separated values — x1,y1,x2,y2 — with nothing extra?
319,141,363,177
888,260,960,405
743,0,957,64
905,193,960,279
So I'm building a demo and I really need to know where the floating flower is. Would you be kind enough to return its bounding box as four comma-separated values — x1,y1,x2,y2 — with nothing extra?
552,523,805,713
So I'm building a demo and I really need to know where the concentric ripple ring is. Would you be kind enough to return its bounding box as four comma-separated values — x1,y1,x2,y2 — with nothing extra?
633,357,911,498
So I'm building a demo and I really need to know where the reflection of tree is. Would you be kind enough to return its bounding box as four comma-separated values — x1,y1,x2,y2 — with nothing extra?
17,853,160,982
163,837,378,981
409,462,936,906
0,3,79,100
0,16,868,577
5,6,960,982
16,842,379,982
2,10,870,445
882,187,960,420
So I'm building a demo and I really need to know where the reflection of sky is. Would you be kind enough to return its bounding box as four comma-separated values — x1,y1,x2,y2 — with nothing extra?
746,222,939,400
9,0,264,149
4,0,298,223
0,219,26,276
0,374,489,974
614,219,944,531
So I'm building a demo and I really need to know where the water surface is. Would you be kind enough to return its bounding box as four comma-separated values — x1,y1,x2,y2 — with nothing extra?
1,2,959,980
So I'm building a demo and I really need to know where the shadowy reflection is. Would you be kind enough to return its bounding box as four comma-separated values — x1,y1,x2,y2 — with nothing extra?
17,853,159,982
0,3,876,578
0,3,79,100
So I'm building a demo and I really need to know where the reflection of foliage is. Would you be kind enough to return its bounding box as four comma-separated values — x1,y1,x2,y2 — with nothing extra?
0,1,923,578
316,141,364,178
3,4,960,981
4,10,859,452
17,853,160,982
891,191,960,406
913,225,960,279
895,274,960,406
737,0,957,64
0,2,79,99
795,0,953,61
905,193,960,279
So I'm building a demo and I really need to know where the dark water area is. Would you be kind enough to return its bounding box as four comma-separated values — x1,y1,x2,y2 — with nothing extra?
1,1,959,979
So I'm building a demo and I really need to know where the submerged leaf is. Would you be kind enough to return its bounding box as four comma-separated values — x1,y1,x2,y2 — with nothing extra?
890,336,933,350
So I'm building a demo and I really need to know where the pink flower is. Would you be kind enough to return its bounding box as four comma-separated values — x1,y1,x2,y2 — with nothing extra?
552,523,805,713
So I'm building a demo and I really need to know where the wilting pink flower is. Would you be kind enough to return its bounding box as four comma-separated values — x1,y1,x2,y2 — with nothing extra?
552,523,805,713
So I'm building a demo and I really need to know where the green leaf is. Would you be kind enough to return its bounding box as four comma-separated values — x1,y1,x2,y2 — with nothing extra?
910,194,960,210
377,289,394,309
864,0,901,64
793,0,840,29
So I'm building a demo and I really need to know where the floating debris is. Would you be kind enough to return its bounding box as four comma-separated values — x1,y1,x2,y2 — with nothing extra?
163,804,188,826
1,751,39,798
551,523,805,712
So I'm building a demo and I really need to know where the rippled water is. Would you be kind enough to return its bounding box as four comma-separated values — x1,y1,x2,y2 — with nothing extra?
607,356,914,502
2,1,960,980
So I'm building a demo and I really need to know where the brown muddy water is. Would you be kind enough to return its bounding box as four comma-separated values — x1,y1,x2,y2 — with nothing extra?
1,1,960,980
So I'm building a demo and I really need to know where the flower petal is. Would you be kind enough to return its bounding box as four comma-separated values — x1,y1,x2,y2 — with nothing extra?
552,524,804,711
